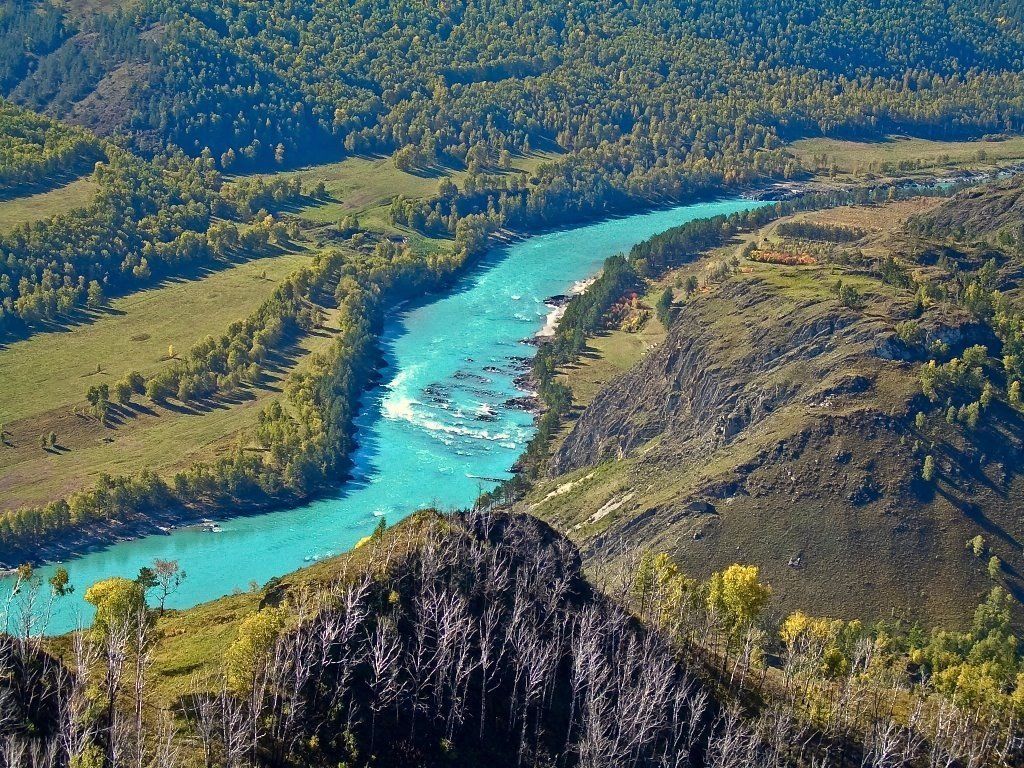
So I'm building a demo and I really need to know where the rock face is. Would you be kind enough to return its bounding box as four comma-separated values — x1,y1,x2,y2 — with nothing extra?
914,176,1024,240
536,263,1023,627
555,277,994,476
555,279,891,474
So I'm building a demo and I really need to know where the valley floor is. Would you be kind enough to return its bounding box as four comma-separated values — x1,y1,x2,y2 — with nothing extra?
2,136,1023,625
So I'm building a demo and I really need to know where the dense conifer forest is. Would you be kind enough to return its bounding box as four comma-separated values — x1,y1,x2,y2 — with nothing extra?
4,0,1024,345
0,101,101,193
5,0,1024,182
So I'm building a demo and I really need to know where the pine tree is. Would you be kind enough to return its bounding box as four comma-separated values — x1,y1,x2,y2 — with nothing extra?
922,454,936,482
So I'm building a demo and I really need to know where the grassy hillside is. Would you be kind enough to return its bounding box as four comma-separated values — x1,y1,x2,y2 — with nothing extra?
552,284,670,416
527,193,1024,628
790,134,1024,178
0,174,97,229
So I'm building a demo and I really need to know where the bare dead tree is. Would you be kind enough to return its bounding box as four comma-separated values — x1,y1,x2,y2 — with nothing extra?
129,604,155,768
147,710,181,768
861,713,907,768
218,683,251,768
186,687,222,768
101,616,133,768
477,601,508,740
706,704,757,768
366,618,404,752
57,628,100,768
1,737,28,768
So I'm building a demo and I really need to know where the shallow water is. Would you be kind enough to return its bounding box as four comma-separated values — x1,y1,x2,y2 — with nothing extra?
4,198,765,633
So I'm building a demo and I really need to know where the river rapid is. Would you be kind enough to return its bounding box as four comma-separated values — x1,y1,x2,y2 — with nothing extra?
4,198,765,633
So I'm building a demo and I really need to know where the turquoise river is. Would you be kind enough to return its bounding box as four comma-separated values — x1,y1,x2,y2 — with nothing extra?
3,198,764,633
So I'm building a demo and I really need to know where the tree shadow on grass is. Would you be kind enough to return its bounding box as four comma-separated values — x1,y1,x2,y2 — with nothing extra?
0,153,102,203
936,484,1018,552
0,242,307,348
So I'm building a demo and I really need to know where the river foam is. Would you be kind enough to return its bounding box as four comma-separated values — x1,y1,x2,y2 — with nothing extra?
536,276,598,338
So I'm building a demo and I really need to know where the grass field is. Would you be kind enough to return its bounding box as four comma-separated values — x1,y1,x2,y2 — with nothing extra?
0,246,346,512
239,150,560,232
0,175,97,230
270,156,453,224
0,328,335,511
790,134,1024,176
0,249,314,424
0,390,270,509
783,197,943,232
0,245,321,510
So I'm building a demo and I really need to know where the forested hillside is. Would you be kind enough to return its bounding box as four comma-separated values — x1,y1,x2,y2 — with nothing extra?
123,0,1024,167
0,1,149,130
6,0,1024,176
6,0,1024,342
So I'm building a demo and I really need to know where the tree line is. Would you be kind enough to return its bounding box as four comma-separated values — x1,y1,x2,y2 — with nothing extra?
0,148,310,340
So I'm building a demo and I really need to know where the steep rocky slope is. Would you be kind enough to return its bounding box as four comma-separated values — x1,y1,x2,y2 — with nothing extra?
913,175,1024,240
529,196,1024,627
